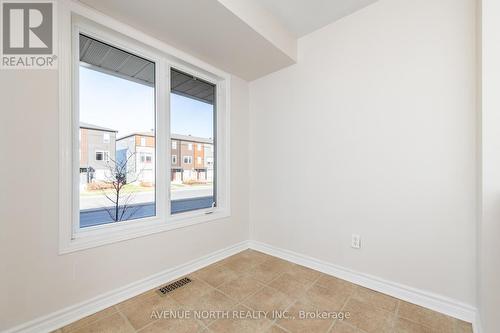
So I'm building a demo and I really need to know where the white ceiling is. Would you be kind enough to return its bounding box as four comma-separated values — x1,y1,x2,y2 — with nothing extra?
77,0,378,80
78,0,295,81
252,0,379,37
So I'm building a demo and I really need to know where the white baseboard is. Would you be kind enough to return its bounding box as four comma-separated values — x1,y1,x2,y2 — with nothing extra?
3,239,481,333
249,240,477,325
473,312,483,333
2,241,249,333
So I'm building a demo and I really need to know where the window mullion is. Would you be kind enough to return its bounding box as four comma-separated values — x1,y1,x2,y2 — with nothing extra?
162,60,171,222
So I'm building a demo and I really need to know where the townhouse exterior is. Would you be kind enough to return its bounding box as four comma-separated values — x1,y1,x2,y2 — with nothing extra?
114,132,214,184
203,140,214,181
116,132,156,185
79,122,117,183
171,134,213,183
79,123,213,186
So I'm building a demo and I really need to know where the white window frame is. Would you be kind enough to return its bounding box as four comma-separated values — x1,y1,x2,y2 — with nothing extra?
58,4,231,253
188,143,193,151
172,155,177,164
95,151,103,161
197,143,202,151
172,141,177,149
95,150,109,162
103,132,110,143
140,152,153,163
183,155,193,164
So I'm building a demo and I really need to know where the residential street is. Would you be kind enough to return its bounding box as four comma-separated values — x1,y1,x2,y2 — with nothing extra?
79,185,213,209
79,185,214,227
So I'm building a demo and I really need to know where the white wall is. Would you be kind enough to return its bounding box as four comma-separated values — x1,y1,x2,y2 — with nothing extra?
0,70,249,329
478,0,500,331
0,0,486,330
249,0,477,305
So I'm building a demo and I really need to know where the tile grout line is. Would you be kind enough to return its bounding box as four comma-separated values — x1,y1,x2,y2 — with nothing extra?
396,302,460,332
271,270,324,332
391,300,401,333
326,284,358,333
58,306,120,333
273,322,292,332
186,282,226,330
116,307,137,333
224,263,319,331
212,269,269,304
197,260,274,330
266,294,295,332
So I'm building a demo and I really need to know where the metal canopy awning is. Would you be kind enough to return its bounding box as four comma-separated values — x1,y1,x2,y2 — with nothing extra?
79,34,215,105
79,34,155,86
171,69,215,105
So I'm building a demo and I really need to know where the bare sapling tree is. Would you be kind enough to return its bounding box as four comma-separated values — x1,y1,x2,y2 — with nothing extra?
97,152,144,222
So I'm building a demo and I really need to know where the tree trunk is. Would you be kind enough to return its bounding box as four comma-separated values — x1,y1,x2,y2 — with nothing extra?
115,190,119,221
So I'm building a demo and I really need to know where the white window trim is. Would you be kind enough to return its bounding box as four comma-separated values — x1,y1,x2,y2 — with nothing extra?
95,151,103,161
58,1,231,254
95,150,109,162
140,152,153,163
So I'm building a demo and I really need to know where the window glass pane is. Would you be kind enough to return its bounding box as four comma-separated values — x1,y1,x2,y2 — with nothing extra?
170,68,215,214
78,34,156,228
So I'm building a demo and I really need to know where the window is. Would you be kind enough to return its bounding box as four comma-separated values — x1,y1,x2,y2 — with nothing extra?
171,68,216,214
140,152,152,163
60,14,230,253
77,33,156,229
95,151,109,162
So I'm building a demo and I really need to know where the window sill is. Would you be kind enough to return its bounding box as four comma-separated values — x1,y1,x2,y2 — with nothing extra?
59,209,230,254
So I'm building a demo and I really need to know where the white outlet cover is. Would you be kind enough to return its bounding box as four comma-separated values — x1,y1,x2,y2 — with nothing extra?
351,234,361,249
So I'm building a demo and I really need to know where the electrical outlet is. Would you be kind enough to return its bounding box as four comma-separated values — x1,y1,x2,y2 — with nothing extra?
351,234,361,249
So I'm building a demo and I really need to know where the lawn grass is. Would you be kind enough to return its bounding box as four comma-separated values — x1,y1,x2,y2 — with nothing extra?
81,182,214,196
80,184,154,196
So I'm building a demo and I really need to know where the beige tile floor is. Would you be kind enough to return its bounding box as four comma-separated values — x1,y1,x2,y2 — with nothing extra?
53,250,473,333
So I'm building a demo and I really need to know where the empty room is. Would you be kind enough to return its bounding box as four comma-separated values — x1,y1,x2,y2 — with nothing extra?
1,0,499,332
